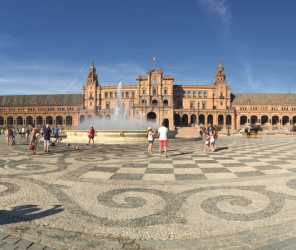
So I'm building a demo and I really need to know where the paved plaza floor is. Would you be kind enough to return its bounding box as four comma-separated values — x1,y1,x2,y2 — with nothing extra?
1,135,296,249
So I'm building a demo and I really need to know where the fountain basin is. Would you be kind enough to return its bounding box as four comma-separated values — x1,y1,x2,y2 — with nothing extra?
65,130,178,144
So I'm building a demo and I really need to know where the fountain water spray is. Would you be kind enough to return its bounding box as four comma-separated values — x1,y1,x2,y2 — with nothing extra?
76,82,158,130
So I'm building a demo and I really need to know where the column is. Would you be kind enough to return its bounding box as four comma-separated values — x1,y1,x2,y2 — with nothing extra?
290,119,292,125
205,115,208,126
43,119,46,125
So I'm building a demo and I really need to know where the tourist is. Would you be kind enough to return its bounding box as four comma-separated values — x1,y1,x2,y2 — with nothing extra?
87,125,95,146
158,121,168,157
36,126,41,144
43,124,51,153
8,126,13,145
30,124,37,155
203,128,206,138
12,126,16,140
207,123,211,134
204,132,210,151
4,127,9,145
21,127,25,137
210,126,217,152
147,127,156,154
247,124,251,138
26,127,30,143
54,126,59,142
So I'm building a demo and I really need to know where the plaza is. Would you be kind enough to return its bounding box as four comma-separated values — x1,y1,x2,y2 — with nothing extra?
1,135,296,249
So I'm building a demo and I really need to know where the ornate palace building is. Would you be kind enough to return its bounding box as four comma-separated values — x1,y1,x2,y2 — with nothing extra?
0,60,295,131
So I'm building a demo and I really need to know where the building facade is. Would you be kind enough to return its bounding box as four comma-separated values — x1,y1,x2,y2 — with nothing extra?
1,60,295,131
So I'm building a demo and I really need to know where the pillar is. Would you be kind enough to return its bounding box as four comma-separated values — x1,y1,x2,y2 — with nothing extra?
205,115,208,126
43,119,45,125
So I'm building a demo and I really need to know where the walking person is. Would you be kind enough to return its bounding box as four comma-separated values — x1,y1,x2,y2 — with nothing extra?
36,126,41,144
25,127,30,143
210,126,217,152
87,125,95,146
8,126,13,146
54,126,59,143
147,127,156,154
43,124,51,153
30,124,37,155
4,127,9,145
158,121,169,158
12,126,16,144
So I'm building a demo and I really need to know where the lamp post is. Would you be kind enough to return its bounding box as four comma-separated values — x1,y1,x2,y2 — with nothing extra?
227,108,230,136
67,108,70,130
198,102,200,126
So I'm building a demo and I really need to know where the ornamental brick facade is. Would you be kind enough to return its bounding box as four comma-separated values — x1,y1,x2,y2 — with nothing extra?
0,60,295,131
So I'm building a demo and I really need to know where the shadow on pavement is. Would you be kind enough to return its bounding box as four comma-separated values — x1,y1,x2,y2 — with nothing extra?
216,147,228,151
0,205,64,225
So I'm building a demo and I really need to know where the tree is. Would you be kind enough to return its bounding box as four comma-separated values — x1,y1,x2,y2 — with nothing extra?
213,124,222,132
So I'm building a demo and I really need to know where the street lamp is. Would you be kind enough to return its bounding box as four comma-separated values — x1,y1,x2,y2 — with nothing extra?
227,108,230,136
197,102,200,125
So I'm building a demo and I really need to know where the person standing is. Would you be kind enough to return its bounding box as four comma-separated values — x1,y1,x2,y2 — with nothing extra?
87,125,95,146
21,127,25,137
147,127,156,154
43,124,51,153
54,126,59,143
36,126,41,144
158,121,169,158
4,127,9,145
247,124,251,138
30,124,37,155
12,126,16,144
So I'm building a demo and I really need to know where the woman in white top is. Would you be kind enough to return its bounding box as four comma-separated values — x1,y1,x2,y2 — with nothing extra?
147,127,156,154
210,127,216,152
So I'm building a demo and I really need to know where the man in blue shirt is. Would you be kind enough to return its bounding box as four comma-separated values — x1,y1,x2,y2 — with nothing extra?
44,125,51,152
54,126,59,142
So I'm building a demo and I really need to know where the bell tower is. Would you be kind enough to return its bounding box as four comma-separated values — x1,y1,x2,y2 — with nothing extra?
214,58,228,109
82,60,99,111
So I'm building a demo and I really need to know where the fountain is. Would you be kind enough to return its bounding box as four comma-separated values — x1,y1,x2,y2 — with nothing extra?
65,82,177,143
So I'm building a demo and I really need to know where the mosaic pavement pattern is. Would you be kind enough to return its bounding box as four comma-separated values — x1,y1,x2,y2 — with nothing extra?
0,135,296,249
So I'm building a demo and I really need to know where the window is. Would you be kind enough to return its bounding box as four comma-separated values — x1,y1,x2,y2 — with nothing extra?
110,92,113,98
126,92,129,98
202,101,206,109
188,91,191,97
143,89,146,95
153,89,156,95
227,91,228,96
183,91,186,97
220,101,222,105
90,102,92,106
193,92,196,97
106,102,110,109
176,91,180,97
105,92,108,98
132,92,135,97
204,92,207,98
115,92,117,98
165,81,167,84
213,91,216,96
198,92,202,97
164,89,167,95
178,100,182,109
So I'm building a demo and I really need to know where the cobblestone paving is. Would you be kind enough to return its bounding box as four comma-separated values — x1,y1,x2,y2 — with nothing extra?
0,134,296,249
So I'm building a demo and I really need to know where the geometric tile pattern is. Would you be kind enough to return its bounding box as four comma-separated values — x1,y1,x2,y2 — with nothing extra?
80,137,296,181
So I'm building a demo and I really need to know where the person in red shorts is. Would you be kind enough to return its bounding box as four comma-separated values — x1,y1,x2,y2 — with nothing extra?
87,125,95,146
158,121,168,158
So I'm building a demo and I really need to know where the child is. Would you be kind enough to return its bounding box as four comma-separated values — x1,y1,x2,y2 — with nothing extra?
147,127,156,154
204,132,210,151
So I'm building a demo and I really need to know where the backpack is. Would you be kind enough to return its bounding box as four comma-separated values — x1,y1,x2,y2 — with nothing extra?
215,133,218,139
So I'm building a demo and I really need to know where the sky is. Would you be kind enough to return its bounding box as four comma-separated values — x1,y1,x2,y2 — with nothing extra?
0,0,295,95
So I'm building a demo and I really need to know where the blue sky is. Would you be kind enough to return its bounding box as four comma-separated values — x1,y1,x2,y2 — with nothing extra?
0,0,295,95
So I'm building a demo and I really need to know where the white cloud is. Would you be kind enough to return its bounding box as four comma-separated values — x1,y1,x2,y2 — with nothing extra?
197,0,231,32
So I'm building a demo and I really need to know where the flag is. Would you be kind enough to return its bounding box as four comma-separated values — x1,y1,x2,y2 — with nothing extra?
152,57,155,62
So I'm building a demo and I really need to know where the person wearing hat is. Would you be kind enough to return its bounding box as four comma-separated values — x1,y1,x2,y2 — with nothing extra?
87,125,95,146
147,127,156,154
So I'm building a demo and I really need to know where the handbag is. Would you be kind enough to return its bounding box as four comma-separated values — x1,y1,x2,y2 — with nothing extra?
29,144,34,150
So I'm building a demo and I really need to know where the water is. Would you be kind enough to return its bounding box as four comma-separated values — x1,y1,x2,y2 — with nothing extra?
76,82,158,130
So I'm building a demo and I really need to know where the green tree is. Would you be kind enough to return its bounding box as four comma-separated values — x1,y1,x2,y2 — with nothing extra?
213,124,222,132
